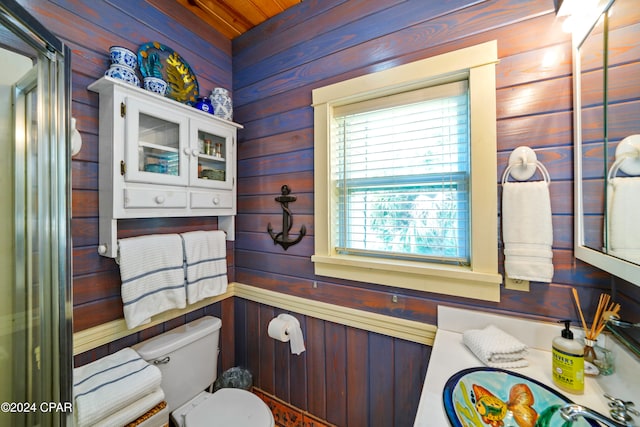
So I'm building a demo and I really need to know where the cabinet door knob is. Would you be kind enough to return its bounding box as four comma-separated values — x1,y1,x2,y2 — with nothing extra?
155,195,165,204
183,147,193,156
213,197,220,205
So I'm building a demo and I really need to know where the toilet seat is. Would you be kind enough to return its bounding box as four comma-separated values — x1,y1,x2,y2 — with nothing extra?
177,389,274,427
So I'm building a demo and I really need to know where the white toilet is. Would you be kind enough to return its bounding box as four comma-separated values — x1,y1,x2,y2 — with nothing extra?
132,316,274,427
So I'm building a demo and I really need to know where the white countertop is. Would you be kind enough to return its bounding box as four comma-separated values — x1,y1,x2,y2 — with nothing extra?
414,306,640,426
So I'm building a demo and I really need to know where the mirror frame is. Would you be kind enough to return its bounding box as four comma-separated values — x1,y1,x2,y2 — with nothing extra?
573,0,640,287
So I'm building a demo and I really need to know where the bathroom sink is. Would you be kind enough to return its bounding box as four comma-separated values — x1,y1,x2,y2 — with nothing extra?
442,367,599,427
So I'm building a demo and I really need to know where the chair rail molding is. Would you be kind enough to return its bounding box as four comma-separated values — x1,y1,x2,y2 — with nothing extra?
73,282,437,355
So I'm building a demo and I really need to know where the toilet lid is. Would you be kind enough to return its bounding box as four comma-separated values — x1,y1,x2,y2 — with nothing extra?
185,389,274,427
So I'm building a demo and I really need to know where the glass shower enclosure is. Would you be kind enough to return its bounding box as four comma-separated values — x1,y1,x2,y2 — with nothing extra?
0,0,72,426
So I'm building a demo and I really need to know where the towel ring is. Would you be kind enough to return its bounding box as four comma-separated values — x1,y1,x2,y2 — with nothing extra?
607,134,640,180
501,146,551,185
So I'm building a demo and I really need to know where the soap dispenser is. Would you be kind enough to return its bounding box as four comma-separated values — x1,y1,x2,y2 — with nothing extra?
552,320,584,394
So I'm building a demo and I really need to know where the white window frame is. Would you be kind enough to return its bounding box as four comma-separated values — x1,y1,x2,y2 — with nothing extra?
312,41,502,302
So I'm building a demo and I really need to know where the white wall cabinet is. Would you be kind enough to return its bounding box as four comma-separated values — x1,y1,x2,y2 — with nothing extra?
88,76,242,257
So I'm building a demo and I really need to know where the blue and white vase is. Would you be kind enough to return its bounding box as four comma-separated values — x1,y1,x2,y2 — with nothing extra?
209,87,233,121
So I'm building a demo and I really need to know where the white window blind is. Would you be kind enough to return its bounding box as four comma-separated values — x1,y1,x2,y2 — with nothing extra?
332,80,470,265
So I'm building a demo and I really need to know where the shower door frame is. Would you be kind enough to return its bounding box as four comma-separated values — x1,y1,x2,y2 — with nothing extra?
1,0,72,426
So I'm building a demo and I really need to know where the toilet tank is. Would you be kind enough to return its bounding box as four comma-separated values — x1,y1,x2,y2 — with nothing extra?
132,316,222,411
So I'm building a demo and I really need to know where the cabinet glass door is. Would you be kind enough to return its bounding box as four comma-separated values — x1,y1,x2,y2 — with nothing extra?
191,118,234,189
125,96,189,186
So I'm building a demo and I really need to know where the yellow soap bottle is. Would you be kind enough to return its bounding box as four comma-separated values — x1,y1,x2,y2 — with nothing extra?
552,320,584,394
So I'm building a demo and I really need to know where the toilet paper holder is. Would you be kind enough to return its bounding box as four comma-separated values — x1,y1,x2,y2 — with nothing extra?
268,313,306,355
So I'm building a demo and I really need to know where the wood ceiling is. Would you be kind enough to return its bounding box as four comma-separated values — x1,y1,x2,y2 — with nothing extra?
176,0,302,39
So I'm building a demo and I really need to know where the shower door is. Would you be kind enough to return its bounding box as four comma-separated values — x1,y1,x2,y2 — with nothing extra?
0,1,72,426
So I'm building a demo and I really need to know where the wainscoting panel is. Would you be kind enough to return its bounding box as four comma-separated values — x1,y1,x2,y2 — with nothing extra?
234,298,431,427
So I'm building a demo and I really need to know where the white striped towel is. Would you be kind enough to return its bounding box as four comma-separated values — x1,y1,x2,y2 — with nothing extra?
181,230,228,304
93,387,165,427
118,233,186,329
463,325,529,368
73,348,162,427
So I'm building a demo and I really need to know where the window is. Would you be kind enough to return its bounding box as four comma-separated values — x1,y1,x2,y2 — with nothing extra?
334,81,470,264
312,41,502,301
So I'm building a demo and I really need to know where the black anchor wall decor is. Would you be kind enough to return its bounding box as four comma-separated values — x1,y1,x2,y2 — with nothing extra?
267,184,306,250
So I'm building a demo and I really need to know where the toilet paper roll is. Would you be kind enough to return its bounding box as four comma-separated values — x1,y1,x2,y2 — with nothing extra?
267,314,306,355
267,316,291,342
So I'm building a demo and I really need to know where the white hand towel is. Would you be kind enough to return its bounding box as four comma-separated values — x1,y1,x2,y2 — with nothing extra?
93,388,165,427
463,325,529,368
181,230,228,304
607,177,640,263
502,181,554,282
118,234,187,329
73,348,162,427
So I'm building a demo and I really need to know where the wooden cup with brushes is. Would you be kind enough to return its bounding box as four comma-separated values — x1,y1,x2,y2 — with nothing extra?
571,288,621,375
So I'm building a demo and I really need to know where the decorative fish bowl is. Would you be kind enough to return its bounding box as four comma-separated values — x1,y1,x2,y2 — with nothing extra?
443,368,600,427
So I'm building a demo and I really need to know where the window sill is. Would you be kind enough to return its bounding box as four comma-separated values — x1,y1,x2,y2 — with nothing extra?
311,254,502,302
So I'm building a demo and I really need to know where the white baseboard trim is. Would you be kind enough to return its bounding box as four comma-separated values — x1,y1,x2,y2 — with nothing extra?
73,282,436,355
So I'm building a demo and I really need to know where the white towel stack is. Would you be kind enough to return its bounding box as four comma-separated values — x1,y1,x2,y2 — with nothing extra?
607,177,640,263
73,348,163,427
502,181,554,282
181,230,228,304
463,325,529,368
118,234,187,329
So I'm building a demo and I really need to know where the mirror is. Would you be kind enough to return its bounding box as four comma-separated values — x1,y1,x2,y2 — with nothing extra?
574,0,640,286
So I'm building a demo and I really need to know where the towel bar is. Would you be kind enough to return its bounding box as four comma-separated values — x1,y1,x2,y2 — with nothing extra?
607,134,640,180
501,146,551,185
99,230,230,262
98,218,234,258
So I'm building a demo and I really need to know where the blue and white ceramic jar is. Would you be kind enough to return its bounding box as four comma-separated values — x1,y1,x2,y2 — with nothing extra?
209,88,233,121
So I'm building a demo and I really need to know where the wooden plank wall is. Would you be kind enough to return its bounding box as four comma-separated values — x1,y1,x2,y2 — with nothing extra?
16,0,640,424
233,0,609,325
232,0,640,424
17,0,236,358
